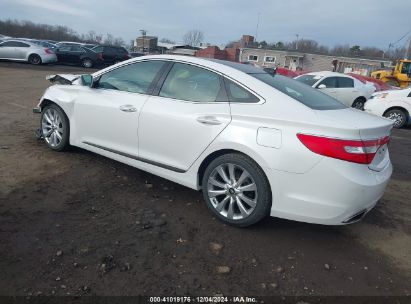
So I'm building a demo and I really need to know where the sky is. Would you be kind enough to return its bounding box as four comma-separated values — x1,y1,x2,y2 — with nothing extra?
1,0,410,49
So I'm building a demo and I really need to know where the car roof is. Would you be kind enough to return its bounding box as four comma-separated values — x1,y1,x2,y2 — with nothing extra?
111,55,268,76
303,71,353,78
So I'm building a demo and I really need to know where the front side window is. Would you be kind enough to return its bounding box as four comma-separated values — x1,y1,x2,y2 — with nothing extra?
317,77,337,88
251,73,346,110
337,77,354,88
159,63,221,102
295,74,323,87
97,60,165,94
13,42,29,47
93,46,103,52
248,55,258,61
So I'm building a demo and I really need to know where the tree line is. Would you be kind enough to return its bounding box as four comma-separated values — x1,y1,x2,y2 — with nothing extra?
230,38,408,61
0,19,125,46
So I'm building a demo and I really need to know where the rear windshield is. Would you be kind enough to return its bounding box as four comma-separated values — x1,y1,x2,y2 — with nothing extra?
250,73,346,110
295,74,323,86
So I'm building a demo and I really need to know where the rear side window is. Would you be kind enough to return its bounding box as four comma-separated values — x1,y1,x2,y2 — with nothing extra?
337,77,354,88
317,77,337,88
97,60,165,94
159,63,221,102
224,79,259,103
251,73,346,110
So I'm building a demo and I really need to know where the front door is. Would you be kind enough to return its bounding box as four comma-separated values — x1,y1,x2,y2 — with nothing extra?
138,62,231,172
73,60,167,156
316,76,339,101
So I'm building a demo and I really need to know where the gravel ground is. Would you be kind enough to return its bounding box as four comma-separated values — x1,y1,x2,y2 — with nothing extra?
0,61,410,299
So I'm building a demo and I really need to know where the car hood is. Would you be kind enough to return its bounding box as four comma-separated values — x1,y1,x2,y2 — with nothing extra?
314,108,393,140
46,74,81,85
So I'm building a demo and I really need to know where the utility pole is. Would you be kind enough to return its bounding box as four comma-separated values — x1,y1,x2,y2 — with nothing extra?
140,29,147,53
295,34,299,50
255,13,261,43
405,37,411,59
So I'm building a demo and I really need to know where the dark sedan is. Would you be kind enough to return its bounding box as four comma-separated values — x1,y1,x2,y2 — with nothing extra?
91,45,130,65
55,45,103,68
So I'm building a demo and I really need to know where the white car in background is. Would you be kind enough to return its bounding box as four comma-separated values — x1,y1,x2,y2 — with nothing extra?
0,39,57,64
34,55,393,227
364,87,411,128
295,71,375,109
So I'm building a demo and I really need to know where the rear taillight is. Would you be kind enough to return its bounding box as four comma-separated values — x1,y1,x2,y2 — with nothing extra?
98,53,103,60
297,134,390,164
44,48,54,54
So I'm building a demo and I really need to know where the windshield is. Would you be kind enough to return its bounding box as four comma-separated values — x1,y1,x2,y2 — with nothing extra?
295,74,323,86
250,73,346,110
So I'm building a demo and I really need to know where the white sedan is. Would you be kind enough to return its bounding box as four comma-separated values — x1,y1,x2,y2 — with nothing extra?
364,87,411,128
34,55,393,227
295,71,375,109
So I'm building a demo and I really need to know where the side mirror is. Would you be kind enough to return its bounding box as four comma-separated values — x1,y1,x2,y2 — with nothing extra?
81,74,93,87
317,84,327,89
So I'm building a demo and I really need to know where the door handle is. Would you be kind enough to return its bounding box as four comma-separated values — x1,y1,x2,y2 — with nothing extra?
196,116,222,125
119,105,137,112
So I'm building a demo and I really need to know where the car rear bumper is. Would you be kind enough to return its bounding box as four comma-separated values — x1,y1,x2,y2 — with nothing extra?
266,156,392,225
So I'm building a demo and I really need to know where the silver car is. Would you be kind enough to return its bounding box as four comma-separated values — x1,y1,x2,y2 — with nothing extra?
0,39,57,65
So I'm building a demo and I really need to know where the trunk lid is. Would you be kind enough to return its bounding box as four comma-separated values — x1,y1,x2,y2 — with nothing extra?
314,108,393,171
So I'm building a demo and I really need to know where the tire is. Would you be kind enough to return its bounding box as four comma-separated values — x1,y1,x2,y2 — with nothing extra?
202,153,272,227
40,104,70,151
82,58,93,68
351,97,365,110
28,54,42,65
384,109,408,129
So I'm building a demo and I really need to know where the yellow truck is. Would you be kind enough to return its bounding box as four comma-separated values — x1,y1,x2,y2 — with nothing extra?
371,59,411,88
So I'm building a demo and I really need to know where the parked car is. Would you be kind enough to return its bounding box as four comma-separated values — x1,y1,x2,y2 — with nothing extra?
364,87,411,128
14,38,58,51
33,55,393,227
91,45,131,65
55,41,98,49
0,39,57,64
347,73,396,92
55,44,103,68
295,71,375,109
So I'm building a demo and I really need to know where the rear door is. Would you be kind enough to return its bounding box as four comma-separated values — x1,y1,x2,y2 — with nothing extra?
55,45,72,63
316,77,339,101
138,62,231,172
68,45,85,65
335,76,357,106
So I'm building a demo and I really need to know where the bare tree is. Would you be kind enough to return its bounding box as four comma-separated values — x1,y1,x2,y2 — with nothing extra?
159,38,175,44
183,30,204,46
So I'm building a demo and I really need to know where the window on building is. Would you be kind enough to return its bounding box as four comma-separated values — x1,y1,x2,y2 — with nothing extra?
264,56,276,63
248,55,258,62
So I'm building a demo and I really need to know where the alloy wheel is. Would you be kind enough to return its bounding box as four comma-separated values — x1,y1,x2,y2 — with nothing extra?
388,112,404,128
207,163,258,220
41,108,64,147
